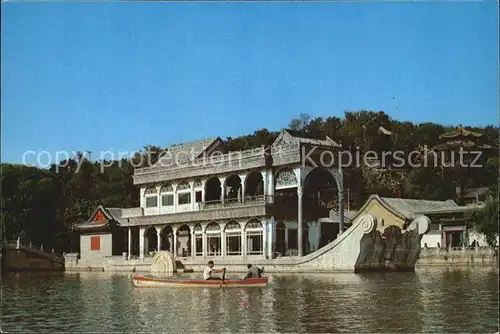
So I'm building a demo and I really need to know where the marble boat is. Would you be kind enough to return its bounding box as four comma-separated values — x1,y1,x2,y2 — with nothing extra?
132,275,268,288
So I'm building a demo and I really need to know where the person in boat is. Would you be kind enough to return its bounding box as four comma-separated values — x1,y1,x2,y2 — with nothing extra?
203,260,226,280
243,264,263,280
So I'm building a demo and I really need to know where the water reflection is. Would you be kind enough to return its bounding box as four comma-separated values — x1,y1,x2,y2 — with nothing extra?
2,269,498,333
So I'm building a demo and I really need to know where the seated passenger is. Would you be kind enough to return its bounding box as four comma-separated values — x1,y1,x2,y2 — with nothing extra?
203,260,226,280
243,264,263,280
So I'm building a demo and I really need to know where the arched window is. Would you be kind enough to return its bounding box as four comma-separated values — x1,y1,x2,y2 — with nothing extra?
224,221,242,256
275,168,298,190
205,222,221,256
144,186,158,208
177,181,191,205
177,181,190,191
160,183,174,207
144,226,158,253
176,224,191,257
245,219,264,256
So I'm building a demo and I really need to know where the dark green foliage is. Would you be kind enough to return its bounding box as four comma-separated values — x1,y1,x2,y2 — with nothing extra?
404,167,456,200
469,197,499,247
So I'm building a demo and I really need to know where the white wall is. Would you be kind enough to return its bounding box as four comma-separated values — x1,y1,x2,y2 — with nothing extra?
421,231,442,248
420,230,499,248
80,234,112,261
176,204,192,213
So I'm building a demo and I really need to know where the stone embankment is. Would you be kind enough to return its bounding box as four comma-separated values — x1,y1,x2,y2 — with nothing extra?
416,247,498,267
3,241,65,271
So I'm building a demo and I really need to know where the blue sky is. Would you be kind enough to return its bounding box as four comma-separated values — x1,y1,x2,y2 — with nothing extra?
2,2,498,165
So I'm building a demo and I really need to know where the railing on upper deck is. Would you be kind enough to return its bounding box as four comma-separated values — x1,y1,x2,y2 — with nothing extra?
135,146,268,175
198,195,272,210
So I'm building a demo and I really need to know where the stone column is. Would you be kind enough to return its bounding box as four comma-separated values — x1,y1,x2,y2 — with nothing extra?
128,227,132,260
241,222,246,257
297,186,303,257
140,187,146,209
268,169,275,203
191,227,196,258
201,180,206,203
139,227,145,260
262,170,268,198
202,231,207,258
173,190,178,214
221,230,226,257
240,174,246,203
156,185,161,214
268,218,275,258
190,181,195,211
173,227,178,257
156,226,161,252
262,220,268,259
219,177,226,205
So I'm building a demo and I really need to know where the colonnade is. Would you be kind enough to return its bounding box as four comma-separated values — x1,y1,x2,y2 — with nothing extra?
126,219,270,260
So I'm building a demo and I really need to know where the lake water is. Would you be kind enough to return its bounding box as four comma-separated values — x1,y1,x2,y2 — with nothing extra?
2,268,498,333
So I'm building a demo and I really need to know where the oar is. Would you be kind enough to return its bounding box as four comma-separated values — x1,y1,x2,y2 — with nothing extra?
220,268,249,307
219,268,228,288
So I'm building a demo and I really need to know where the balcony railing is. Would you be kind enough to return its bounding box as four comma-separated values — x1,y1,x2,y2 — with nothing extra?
135,146,267,175
199,195,271,210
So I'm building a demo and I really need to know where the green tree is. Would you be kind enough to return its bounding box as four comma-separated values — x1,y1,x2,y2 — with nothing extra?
404,167,456,200
469,197,499,247
289,113,312,131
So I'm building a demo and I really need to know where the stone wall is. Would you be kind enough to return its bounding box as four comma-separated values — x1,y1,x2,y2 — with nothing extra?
417,247,498,266
3,247,64,271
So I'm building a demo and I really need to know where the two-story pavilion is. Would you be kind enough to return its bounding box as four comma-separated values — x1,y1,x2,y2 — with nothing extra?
75,129,348,262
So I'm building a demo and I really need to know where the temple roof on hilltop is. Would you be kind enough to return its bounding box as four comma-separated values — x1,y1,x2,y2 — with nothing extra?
433,141,494,151
282,129,342,148
154,137,226,167
74,205,127,231
434,125,495,150
439,125,483,139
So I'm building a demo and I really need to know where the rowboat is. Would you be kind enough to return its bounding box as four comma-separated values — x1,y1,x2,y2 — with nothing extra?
133,275,268,288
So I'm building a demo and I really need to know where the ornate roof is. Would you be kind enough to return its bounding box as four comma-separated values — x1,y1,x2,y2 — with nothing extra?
352,195,473,222
154,137,225,167
74,205,125,231
439,125,483,139
381,197,459,218
327,210,358,224
433,141,493,151
280,129,342,148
